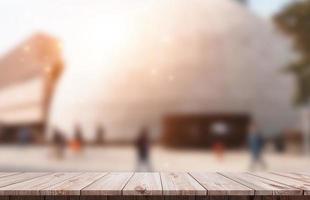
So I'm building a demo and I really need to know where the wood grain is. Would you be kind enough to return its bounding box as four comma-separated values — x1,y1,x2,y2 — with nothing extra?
45,196,80,200
82,172,133,195
160,172,206,195
41,172,106,196
190,172,253,196
0,172,307,198
220,172,302,196
0,172,49,188
272,172,310,183
9,196,44,200
250,172,310,196
123,172,162,196
164,196,196,200
0,172,82,195
0,173,21,179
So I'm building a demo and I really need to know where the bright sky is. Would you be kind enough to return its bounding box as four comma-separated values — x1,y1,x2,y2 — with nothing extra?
248,0,294,18
0,0,295,56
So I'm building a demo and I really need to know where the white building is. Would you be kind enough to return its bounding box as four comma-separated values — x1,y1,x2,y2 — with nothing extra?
48,0,298,142
0,33,63,142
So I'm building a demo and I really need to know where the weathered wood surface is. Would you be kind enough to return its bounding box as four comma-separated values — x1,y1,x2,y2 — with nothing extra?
0,172,81,196
41,172,106,196
123,172,162,196
190,172,253,196
250,172,310,195
0,172,307,199
0,173,20,179
82,172,133,195
272,172,310,183
220,172,302,196
0,173,49,188
161,172,206,195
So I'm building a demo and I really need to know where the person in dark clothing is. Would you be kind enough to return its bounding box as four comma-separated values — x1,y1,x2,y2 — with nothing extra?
52,128,66,159
247,121,266,170
135,127,152,171
17,126,31,145
95,125,104,145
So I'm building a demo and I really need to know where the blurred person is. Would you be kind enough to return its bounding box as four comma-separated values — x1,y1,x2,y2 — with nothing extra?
135,127,152,172
211,122,228,161
94,125,104,145
247,121,266,170
17,126,31,145
52,128,66,159
274,134,285,153
69,124,84,154
0,125,4,143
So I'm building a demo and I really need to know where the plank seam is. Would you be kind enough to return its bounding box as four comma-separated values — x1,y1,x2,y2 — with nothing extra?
122,172,163,196
218,172,256,196
187,172,208,195
38,172,85,195
247,172,305,196
120,172,135,195
159,172,163,195
79,172,109,194
271,172,310,183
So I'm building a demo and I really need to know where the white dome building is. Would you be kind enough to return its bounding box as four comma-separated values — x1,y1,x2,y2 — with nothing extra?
49,0,298,142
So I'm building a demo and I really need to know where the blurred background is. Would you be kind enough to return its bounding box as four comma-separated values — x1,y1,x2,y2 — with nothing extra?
0,0,309,172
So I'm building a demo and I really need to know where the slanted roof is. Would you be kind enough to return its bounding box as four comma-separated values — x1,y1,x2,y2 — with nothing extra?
0,33,61,89
0,33,62,125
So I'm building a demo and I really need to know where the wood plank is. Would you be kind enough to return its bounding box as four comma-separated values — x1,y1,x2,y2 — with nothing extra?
164,196,196,200
220,172,302,196
257,197,310,200
272,172,310,183
252,196,273,200
41,172,106,196
190,172,253,196
0,172,82,195
229,197,251,200
122,172,162,196
9,196,44,200
0,172,49,188
160,172,206,196
45,196,79,200
0,173,21,179
250,172,310,196
0,172,306,198
123,196,163,200
82,172,133,195
262,197,310,200
80,196,107,200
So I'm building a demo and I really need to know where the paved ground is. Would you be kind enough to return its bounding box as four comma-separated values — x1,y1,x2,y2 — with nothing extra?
0,145,309,172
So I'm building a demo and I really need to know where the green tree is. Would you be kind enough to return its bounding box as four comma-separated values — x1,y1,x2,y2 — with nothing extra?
275,0,310,154
275,0,310,104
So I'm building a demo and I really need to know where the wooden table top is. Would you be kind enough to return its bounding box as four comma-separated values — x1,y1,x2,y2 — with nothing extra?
0,172,309,197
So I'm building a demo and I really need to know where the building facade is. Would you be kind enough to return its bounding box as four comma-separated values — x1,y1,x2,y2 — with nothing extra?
0,33,63,143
